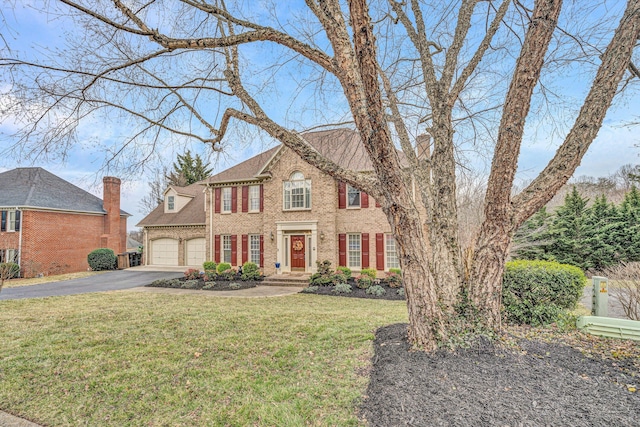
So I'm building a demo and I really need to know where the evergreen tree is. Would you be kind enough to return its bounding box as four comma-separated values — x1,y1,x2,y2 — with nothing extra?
168,150,213,186
583,194,619,269
547,187,591,269
617,186,640,262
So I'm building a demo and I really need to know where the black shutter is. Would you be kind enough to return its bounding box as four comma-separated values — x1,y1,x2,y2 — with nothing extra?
14,211,21,231
1,211,5,232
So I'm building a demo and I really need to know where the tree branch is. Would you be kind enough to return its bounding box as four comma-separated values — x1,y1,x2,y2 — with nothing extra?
513,0,640,226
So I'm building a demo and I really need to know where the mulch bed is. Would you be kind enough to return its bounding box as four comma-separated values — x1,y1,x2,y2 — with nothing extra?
302,282,405,300
146,277,259,291
360,323,640,426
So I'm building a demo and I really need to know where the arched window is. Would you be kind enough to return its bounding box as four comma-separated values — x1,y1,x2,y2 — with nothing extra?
283,171,311,210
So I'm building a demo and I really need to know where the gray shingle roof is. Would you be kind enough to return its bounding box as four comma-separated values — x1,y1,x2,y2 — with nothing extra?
137,182,206,227
0,167,129,215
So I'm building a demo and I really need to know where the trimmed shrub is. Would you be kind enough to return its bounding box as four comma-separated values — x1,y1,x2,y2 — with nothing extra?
87,248,116,271
241,262,261,281
203,261,217,275
355,274,373,289
389,268,402,276
333,271,348,285
336,266,352,279
396,288,405,297
217,262,232,274
0,262,20,280
184,268,200,280
366,285,386,297
229,282,241,290
333,283,352,294
502,260,587,326
361,268,377,280
301,286,319,294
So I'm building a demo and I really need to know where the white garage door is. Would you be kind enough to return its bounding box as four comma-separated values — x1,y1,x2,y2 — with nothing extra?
186,238,206,267
151,238,179,265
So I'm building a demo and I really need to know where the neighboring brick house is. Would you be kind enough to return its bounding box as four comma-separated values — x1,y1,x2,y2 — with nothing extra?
139,129,403,275
0,168,129,277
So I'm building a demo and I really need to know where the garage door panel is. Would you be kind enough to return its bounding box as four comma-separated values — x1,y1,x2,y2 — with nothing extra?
186,238,205,267
152,238,178,265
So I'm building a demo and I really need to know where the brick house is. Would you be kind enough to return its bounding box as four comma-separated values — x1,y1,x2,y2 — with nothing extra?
138,129,402,275
0,168,129,277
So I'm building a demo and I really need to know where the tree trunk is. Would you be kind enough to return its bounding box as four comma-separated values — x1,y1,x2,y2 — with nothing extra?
428,109,464,313
387,204,447,351
468,219,513,329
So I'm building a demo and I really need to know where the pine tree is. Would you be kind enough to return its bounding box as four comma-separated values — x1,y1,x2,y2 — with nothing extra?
168,150,213,186
547,187,591,269
583,194,619,269
617,186,640,262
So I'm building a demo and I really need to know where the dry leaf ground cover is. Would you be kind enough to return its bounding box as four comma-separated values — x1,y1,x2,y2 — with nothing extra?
0,292,407,426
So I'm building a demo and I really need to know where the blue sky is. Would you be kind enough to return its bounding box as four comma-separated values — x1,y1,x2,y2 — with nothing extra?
1,1,639,230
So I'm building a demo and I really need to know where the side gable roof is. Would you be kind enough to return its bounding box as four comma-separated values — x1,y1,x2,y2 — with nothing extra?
0,167,129,215
137,181,206,227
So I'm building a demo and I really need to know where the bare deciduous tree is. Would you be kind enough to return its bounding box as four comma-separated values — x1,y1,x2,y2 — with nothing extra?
2,0,640,350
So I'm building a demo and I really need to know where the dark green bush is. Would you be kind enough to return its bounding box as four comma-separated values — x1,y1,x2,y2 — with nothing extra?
87,248,116,271
241,262,261,281
310,260,335,286
502,260,587,326
301,286,319,294
0,262,20,279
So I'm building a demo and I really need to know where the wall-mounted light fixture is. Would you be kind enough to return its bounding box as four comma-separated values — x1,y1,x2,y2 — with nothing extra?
320,231,325,241
270,231,274,241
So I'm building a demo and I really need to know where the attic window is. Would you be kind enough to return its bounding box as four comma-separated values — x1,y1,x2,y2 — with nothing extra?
168,196,175,211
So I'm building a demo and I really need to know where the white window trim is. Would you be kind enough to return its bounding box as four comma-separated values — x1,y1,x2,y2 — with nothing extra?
283,172,312,211
249,234,261,265
222,187,232,214
222,235,232,264
385,234,400,271
346,185,361,209
167,196,175,211
249,185,260,213
347,233,361,269
7,211,16,232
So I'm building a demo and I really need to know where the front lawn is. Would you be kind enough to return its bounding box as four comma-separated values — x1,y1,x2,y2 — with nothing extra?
0,292,407,426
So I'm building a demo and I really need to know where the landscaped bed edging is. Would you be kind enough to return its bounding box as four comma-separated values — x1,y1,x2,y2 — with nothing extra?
147,276,261,292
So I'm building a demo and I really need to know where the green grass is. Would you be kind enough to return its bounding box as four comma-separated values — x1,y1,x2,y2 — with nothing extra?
0,293,407,426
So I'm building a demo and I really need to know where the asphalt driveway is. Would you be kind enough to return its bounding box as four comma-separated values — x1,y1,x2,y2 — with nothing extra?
0,270,183,301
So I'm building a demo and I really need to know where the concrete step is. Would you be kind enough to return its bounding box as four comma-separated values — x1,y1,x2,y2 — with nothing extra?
262,275,310,287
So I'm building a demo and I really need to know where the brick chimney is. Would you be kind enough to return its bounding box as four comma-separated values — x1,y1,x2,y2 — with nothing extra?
416,134,431,160
101,177,122,254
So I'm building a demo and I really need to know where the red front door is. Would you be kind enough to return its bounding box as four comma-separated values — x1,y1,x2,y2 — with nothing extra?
291,235,306,270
